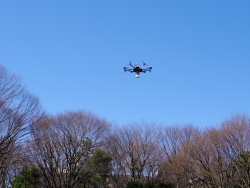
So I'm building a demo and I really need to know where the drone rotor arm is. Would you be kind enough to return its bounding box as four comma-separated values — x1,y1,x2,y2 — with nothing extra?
124,67,133,72
142,67,152,72
129,62,135,68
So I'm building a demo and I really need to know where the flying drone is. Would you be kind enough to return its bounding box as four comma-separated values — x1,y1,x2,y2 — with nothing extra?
123,62,152,78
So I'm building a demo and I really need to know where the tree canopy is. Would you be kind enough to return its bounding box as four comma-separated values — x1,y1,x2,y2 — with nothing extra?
1,63,250,188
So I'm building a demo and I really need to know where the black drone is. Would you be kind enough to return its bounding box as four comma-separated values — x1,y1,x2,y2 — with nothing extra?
123,62,152,78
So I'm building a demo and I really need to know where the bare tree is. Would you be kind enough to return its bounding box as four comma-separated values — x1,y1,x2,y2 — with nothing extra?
105,122,162,186
221,114,250,188
0,64,42,187
160,124,200,187
28,111,110,188
185,115,250,188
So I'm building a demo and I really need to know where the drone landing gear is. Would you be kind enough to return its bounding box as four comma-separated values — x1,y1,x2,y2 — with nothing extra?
135,72,140,78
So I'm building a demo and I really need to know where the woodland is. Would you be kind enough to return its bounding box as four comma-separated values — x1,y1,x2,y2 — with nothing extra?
0,63,250,188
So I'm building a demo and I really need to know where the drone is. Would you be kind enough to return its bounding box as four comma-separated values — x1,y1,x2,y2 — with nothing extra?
123,62,152,78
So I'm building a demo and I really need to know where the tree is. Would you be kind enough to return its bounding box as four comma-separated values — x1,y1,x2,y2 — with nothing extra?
28,111,110,188
12,167,40,188
160,125,199,187
105,122,162,186
219,114,250,187
143,181,155,188
156,182,174,188
184,114,250,188
233,152,250,188
0,64,42,187
87,148,112,187
186,128,228,187
126,180,143,188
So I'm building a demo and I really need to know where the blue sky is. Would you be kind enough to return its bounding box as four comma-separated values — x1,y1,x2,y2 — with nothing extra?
1,1,250,128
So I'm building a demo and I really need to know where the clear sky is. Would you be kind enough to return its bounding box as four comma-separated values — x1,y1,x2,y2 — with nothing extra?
1,1,250,128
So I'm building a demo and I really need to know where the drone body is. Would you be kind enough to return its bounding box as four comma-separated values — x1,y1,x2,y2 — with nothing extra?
123,63,152,78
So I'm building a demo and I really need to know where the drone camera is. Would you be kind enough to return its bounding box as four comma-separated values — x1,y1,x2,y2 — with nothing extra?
135,72,140,78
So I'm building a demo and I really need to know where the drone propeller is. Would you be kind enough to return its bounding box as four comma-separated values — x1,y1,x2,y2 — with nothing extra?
140,62,146,68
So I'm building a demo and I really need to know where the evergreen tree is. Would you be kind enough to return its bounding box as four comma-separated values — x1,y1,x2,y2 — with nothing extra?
12,167,40,188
